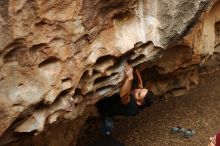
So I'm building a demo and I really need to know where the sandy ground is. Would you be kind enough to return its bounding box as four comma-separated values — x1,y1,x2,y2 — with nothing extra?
79,70,220,146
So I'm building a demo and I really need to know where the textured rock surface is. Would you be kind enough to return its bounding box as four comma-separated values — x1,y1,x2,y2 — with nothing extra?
0,0,220,145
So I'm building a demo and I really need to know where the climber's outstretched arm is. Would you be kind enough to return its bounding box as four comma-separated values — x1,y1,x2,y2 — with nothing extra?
135,68,143,89
120,63,133,105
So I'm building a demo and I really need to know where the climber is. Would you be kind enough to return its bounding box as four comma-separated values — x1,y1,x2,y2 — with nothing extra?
96,63,155,135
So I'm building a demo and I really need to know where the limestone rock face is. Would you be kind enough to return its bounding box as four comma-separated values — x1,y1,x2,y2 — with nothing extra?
0,0,219,145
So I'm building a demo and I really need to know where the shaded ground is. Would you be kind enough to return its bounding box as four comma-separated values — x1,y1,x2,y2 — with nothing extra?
80,70,220,146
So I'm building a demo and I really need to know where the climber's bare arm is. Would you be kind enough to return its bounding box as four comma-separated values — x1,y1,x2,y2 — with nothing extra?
135,68,143,89
120,63,133,105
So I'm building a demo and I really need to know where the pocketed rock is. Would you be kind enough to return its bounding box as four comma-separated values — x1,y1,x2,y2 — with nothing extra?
0,0,220,145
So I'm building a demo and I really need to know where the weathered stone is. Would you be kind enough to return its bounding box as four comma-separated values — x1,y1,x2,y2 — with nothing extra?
0,0,220,145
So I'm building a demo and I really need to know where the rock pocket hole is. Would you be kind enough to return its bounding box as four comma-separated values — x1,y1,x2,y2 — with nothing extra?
72,88,84,104
38,57,61,80
3,47,24,63
29,43,47,53
128,54,146,66
61,78,72,91
3,39,26,62
94,73,118,85
95,55,115,65
18,83,24,87
52,88,72,104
